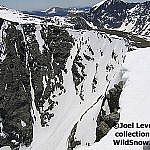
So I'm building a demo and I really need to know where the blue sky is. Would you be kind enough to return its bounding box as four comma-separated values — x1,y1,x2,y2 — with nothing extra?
0,0,147,11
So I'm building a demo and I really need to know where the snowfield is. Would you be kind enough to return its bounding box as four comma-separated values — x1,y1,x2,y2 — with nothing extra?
0,6,41,24
76,47,150,150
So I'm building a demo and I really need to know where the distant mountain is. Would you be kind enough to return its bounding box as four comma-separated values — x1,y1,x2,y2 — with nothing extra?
22,6,91,17
44,7,68,16
67,6,91,13
22,7,68,17
90,0,137,28
83,0,150,36
22,10,47,17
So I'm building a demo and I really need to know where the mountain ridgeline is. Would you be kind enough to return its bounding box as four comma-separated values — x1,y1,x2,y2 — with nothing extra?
82,0,150,36
47,0,149,37
0,0,149,150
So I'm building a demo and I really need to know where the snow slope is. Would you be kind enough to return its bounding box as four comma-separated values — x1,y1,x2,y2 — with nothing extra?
27,29,128,150
0,6,41,24
0,15,128,149
76,47,150,150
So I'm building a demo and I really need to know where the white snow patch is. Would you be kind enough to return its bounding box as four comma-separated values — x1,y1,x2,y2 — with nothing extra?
21,120,26,127
35,25,45,54
92,0,107,11
47,8,56,14
0,147,11,150
0,6,41,24
84,19,97,29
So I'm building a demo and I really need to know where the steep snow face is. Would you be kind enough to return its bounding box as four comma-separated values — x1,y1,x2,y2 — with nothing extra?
66,30,127,149
29,29,128,150
76,47,150,150
0,17,128,150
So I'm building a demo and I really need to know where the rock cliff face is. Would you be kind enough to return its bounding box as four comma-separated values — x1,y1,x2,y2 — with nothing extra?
0,20,75,149
0,21,33,149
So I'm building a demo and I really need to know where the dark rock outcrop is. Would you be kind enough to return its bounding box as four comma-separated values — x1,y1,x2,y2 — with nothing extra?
0,20,74,149
95,81,124,142
67,123,81,150
0,23,33,149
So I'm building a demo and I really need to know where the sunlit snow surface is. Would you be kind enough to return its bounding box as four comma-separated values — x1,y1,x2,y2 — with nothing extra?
76,47,150,150
0,147,11,150
0,6,41,24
